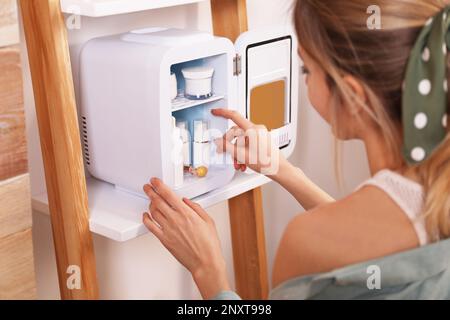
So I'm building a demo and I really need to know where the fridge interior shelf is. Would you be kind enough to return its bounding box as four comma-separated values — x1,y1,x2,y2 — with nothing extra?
171,93,225,112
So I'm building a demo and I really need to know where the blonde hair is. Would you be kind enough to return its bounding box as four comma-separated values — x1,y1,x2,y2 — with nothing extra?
294,0,450,241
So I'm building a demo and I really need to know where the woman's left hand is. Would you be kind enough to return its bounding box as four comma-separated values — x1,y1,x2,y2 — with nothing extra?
143,178,231,299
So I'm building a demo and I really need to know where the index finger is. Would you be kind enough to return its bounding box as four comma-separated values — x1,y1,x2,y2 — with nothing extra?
211,109,254,131
150,178,186,212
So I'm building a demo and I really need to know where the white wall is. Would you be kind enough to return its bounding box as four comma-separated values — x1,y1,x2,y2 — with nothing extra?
23,0,370,300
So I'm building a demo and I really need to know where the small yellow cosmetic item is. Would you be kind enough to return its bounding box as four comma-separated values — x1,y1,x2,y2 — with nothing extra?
195,166,208,178
185,166,209,178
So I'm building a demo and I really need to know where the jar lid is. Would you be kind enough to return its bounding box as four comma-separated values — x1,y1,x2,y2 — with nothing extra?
182,67,215,80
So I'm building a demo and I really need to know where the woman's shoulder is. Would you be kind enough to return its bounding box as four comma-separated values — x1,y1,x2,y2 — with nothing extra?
272,186,420,288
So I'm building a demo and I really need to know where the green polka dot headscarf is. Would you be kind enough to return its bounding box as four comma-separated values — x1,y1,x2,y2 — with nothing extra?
403,6,450,164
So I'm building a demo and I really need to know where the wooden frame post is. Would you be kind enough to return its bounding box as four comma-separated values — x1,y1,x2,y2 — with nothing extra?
227,188,269,300
211,0,269,300
19,0,99,299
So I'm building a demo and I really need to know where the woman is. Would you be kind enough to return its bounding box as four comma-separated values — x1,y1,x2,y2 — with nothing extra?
143,0,450,299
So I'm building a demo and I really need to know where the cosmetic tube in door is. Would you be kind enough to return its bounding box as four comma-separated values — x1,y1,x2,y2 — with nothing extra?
176,121,191,167
170,72,178,100
172,117,184,188
193,120,211,168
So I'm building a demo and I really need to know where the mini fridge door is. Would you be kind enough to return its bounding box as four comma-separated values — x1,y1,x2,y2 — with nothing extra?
235,27,299,158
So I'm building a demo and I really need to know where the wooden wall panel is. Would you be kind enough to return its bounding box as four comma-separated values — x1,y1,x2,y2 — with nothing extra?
0,174,32,239
0,229,36,300
0,0,19,47
0,46,28,181
0,0,36,300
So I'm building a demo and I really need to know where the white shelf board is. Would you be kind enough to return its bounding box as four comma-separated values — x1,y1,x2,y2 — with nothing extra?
60,0,207,17
32,172,271,242
171,94,225,113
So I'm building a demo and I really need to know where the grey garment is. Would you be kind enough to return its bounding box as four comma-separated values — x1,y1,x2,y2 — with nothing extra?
213,239,450,300
211,291,242,300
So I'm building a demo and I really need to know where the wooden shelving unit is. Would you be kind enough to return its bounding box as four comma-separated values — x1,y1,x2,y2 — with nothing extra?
21,0,269,300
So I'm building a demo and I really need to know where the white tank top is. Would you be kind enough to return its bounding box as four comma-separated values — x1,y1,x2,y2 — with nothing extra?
357,169,428,246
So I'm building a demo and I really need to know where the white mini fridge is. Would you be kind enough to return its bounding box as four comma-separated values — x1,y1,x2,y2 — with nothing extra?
80,27,299,199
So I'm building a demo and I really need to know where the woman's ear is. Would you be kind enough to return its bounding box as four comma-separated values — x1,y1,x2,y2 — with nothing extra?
342,75,368,115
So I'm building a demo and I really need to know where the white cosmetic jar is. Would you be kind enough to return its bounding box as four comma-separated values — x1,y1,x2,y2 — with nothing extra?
181,66,215,100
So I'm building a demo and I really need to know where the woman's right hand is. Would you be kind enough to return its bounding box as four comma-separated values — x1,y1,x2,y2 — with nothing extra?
211,108,287,176
212,108,334,210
